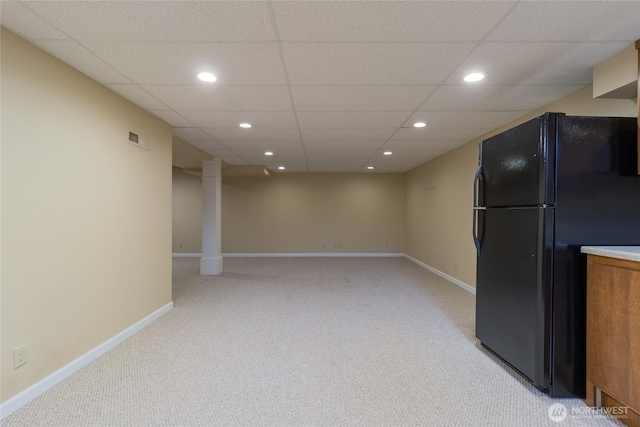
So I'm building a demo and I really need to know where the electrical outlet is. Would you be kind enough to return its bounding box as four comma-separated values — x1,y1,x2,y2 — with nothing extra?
14,344,27,369
334,243,343,248
179,243,183,249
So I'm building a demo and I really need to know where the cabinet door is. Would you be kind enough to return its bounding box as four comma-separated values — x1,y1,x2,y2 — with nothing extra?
586,256,640,412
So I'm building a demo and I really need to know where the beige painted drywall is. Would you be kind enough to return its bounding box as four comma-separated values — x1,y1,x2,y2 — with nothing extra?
405,85,638,288
1,27,173,402
222,173,405,253
172,167,203,253
593,45,638,99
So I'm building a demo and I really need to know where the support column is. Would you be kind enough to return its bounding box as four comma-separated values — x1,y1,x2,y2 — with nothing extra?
200,158,223,275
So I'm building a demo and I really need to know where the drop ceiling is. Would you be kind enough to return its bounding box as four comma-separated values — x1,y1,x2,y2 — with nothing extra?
2,1,639,173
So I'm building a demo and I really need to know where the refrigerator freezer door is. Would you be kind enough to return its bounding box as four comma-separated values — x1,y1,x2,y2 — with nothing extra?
475,207,553,390
479,114,556,208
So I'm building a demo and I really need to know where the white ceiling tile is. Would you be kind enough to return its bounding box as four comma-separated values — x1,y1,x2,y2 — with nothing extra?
218,140,304,151
382,140,466,151
306,155,370,164
179,111,297,129
150,111,194,128
297,111,411,129
292,86,436,112
0,1,70,40
421,85,584,112
232,148,305,156
106,84,168,110
172,128,213,141
305,148,378,158
307,157,367,165
307,164,363,173
282,43,475,85
271,165,309,173
23,1,275,41
375,149,450,158
446,42,632,85
408,111,526,129
143,85,293,111
237,155,307,163
273,1,513,42
363,163,428,173
302,140,386,151
300,128,395,141
391,127,491,141
203,128,301,141
488,2,640,42
34,40,131,84
82,41,286,85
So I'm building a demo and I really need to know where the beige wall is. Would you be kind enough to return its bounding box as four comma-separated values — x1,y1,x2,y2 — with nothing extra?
1,28,173,402
222,173,405,253
172,167,203,253
405,142,479,285
405,85,637,287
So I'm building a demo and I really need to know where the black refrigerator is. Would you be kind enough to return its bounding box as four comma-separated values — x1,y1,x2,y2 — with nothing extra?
473,112,640,398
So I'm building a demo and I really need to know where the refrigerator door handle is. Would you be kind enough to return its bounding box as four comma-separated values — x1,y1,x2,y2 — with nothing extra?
472,206,485,255
473,142,485,255
473,141,485,208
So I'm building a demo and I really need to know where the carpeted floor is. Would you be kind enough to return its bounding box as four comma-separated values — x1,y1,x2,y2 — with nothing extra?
1,257,625,426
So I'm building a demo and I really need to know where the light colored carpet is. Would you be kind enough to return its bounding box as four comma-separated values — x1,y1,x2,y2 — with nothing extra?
1,257,624,426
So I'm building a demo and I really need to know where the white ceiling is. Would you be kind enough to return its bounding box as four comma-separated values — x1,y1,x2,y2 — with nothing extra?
2,1,639,173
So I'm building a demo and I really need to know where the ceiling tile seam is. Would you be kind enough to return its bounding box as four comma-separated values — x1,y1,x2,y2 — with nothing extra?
9,1,70,41
475,40,638,45
198,128,257,161
358,2,522,173
14,1,147,88
37,39,181,114
356,116,415,173
266,1,309,172
13,3,255,163
277,40,503,45
412,1,522,113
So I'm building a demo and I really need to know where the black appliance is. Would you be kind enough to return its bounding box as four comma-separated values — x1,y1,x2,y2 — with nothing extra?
472,112,640,398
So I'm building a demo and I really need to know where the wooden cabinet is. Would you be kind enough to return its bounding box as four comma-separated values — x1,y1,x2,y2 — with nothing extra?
586,254,640,427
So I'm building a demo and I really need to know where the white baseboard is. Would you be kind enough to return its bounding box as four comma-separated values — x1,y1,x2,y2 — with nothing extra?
0,302,173,420
172,253,202,257
404,254,476,295
222,252,405,258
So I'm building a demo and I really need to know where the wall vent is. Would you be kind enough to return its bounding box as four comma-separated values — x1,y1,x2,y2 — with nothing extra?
127,130,148,150
129,131,139,144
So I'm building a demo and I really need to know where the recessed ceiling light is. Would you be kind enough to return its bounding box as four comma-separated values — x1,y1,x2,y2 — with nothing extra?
197,72,217,82
264,151,273,156
367,166,375,170
278,166,285,170
464,72,486,83
413,122,427,128
239,123,252,128
383,151,392,156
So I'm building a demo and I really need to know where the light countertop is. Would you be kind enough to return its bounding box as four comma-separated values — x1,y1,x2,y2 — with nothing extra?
580,246,640,263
